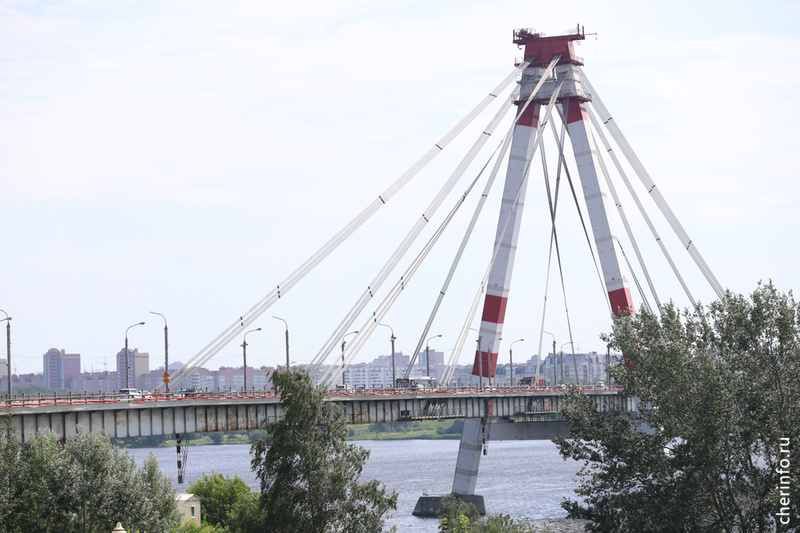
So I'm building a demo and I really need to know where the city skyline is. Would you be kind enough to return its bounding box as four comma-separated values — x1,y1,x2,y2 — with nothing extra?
2,345,611,392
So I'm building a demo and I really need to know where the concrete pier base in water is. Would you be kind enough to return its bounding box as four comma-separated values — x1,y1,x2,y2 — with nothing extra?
412,493,486,517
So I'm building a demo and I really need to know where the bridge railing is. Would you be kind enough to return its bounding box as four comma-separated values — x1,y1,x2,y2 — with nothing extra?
2,385,623,408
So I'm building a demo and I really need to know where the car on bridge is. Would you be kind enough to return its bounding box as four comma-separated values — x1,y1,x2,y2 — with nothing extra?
117,388,150,399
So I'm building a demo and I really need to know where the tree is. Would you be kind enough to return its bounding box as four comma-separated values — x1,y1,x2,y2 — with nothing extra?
438,494,550,533
0,424,180,533
439,494,480,533
554,282,800,532
248,368,397,532
188,473,258,529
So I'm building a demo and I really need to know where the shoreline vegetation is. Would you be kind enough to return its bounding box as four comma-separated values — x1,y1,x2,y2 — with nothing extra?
111,419,465,448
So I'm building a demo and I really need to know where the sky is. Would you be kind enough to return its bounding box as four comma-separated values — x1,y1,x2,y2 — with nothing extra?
1,0,799,378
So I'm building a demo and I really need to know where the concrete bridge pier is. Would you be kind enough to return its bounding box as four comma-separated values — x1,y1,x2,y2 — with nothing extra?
412,417,487,517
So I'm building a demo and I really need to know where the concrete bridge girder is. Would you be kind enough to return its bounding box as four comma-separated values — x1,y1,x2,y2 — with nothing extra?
5,390,631,444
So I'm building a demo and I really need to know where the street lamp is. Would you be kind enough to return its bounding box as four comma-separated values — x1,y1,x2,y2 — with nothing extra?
488,337,502,387
509,338,524,387
543,331,556,386
0,310,11,401
425,334,442,379
242,328,262,392
378,323,396,388
469,327,483,389
340,330,359,387
125,322,145,389
150,311,169,393
272,316,290,369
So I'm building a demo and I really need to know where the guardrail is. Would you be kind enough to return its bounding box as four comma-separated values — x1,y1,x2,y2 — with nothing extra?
2,385,622,409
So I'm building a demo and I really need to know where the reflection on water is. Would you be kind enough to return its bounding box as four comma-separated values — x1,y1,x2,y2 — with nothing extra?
129,438,580,532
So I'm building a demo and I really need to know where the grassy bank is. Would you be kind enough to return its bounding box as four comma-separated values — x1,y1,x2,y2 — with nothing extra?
111,419,465,448
348,419,463,441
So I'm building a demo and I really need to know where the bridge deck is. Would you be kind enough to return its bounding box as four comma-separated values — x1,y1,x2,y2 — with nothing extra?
2,387,632,443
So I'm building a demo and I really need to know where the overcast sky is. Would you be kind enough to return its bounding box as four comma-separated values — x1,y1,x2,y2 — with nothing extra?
2,0,799,378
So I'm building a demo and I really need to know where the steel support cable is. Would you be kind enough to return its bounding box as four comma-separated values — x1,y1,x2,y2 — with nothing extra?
578,67,725,299
534,105,609,387
617,242,652,314
434,78,564,387
532,122,564,389
310,57,562,380
159,64,529,392
437,80,566,387
406,128,514,382
441,282,485,387
338,59,564,387
432,135,512,383
438,59,567,385
537,128,581,384
553,105,610,314
584,108,658,312
586,105,686,311
321,144,498,389
309,86,521,378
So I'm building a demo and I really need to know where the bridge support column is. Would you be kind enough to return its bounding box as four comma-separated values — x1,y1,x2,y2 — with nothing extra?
452,417,485,496
412,418,486,517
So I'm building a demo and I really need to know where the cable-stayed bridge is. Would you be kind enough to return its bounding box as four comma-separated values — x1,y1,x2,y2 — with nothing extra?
4,25,720,514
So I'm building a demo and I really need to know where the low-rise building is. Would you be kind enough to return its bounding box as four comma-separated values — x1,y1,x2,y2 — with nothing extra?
175,493,201,526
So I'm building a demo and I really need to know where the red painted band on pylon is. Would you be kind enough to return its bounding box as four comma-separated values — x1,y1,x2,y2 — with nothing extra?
481,294,508,324
471,351,500,378
608,287,635,317
516,104,540,128
566,100,587,124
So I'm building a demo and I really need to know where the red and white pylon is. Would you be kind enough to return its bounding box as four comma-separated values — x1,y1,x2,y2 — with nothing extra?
472,27,635,382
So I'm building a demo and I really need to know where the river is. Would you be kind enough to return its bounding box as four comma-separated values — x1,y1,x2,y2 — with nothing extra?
129,439,582,532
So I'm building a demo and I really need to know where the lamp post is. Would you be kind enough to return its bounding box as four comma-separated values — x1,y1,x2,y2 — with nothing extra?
340,330,358,387
125,322,145,389
488,337,502,387
378,323,396,388
469,327,483,389
425,334,441,379
150,312,169,393
241,328,261,392
543,331,556,386
0,310,11,401
272,316,289,369
509,338,524,387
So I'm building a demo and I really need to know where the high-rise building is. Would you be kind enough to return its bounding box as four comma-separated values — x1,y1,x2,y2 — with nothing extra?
115,348,149,390
42,348,81,390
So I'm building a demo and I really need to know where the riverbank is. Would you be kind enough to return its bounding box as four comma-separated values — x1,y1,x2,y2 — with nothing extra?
112,419,465,448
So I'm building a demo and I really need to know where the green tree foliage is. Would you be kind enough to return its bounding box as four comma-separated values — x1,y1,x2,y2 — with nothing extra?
555,282,800,532
248,368,398,532
439,494,480,533
171,522,228,533
111,434,170,448
188,473,258,529
438,494,549,533
437,419,464,436
0,425,179,533
369,421,411,433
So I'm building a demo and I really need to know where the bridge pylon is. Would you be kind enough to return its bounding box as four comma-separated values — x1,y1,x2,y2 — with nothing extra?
473,25,634,385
